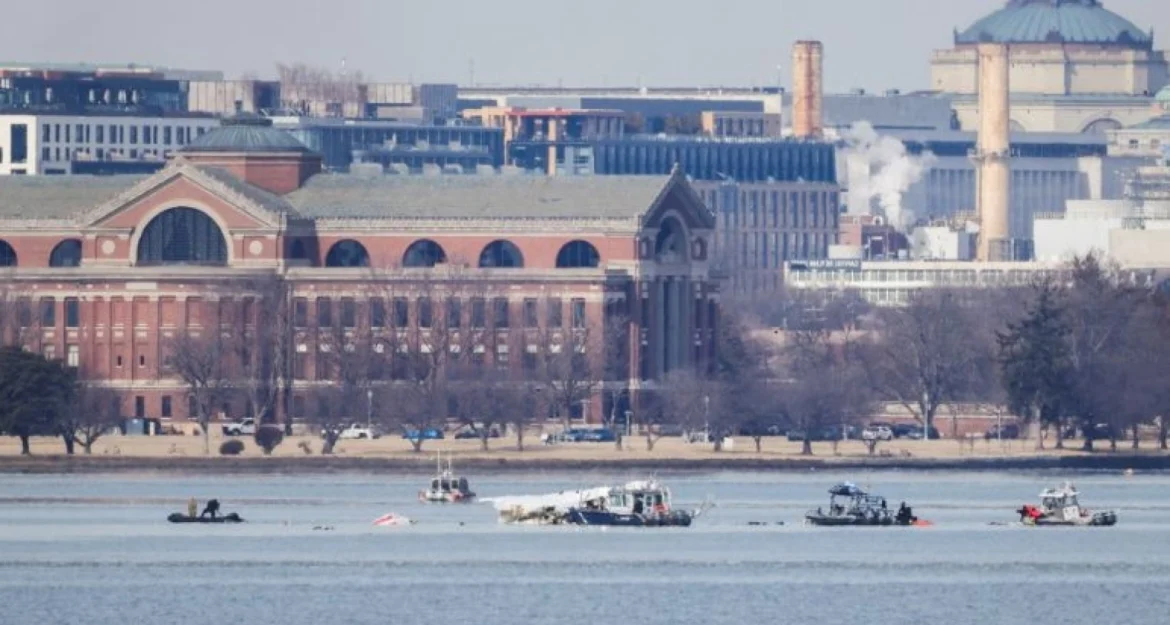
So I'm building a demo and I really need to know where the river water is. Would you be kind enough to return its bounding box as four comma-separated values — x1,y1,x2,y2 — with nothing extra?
1,470,1168,625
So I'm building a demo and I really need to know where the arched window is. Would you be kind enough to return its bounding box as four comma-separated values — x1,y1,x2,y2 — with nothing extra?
137,207,227,266
0,239,16,267
478,240,524,268
1082,118,1122,135
403,239,448,268
325,240,370,268
555,240,601,268
49,239,82,268
655,217,686,263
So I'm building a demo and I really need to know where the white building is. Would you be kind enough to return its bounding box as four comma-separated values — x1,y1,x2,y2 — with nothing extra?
0,113,219,175
911,225,975,261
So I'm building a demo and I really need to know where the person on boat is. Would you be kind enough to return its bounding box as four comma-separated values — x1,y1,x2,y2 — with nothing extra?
187,497,198,518
200,499,221,519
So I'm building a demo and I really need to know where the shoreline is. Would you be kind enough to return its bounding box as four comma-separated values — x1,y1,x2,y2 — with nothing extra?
2,453,1169,474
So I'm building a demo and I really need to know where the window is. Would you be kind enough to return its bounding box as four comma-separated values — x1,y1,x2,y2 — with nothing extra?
135,396,145,418
402,239,448,268
555,241,601,268
571,298,586,329
17,298,31,327
324,240,369,267
116,355,124,368
418,297,433,329
65,298,79,327
470,297,486,328
341,298,356,328
161,396,173,418
447,299,462,328
493,297,509,328
43,344,56,361
523,298,538,328
370,298,386,328
9,124,28,164
49,239,82,267
478,240,524,268
139,354,146,367
393,297,409,327
74,124,83,142
42,124,50,142
66,344,79,367
129,126,138,144
293,298,308,328
316,297,332,327
136,207,227,266
40,298,55,327
547,298,563,328
163,126,172,145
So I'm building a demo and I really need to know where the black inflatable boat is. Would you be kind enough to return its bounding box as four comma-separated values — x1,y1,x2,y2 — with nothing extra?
167,512,244,523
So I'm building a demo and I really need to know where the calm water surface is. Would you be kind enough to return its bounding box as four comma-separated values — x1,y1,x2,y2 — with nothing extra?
2,470,1169,625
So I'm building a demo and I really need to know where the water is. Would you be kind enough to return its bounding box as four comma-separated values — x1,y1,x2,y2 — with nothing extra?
2,470,1169,625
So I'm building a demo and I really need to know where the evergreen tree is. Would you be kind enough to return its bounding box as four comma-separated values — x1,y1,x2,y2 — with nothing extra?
0,346,77,455
997,278,1072,447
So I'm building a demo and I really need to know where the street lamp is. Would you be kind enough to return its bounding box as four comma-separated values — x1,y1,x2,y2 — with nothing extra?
366,389,373,431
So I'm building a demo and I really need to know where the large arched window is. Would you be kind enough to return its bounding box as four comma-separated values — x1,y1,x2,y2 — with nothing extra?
556,240,601,268
478,240,524,268
137,207,227,266
49,239,82,267
325,240,370,268
402,239,448,268
655,217,686,262
0,239,16,267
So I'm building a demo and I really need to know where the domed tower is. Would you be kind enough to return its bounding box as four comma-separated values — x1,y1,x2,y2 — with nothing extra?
179,113,322,195
932,0,1167,98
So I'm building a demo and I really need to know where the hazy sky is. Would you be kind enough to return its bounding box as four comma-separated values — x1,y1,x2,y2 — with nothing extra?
13,0,1170,92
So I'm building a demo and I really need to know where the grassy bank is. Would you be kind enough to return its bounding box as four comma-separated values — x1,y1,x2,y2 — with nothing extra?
2,433,1168,473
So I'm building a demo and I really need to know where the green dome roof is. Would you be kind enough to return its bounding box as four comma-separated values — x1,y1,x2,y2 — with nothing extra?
182,113,312,154
956,0,1152,48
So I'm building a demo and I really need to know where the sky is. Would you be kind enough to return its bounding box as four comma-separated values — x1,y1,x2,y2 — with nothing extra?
10,0,1170,92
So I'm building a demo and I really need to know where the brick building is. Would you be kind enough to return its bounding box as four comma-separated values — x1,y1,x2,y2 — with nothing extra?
0,115,718,426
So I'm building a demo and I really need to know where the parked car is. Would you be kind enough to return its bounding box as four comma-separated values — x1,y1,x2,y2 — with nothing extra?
984,423,1020,440
862,425,894,441
320,423,381,440
402,428,444,441
891,423,918,439
454,426,501,440
578,428,616,442
906,426,941,440
738,423,785,437
1084,423,1116,440
222,418,256,436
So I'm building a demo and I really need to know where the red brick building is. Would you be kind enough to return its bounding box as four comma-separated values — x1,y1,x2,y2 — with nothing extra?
0,116,719,426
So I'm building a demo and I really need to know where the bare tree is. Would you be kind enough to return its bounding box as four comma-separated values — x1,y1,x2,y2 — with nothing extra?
223,277,295,433
658,368,726,449
167,325,236,456
59,384,122,455
861,289,993,439
537,319,602,429
783,327,874,455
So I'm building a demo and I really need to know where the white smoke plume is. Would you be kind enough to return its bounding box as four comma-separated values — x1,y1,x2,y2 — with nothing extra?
842,121,936,231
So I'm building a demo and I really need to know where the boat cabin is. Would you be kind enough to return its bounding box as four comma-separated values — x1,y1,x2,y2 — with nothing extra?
585,481,672,515
432,475,472,495
1039,482,1082,519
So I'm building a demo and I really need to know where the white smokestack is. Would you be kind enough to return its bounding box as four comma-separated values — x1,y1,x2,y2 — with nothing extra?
842,121,936,231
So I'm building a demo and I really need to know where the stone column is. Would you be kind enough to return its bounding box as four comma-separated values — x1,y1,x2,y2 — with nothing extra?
653,278,665,379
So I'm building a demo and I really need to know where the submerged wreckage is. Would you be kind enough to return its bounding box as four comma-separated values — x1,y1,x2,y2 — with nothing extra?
485,479,710,527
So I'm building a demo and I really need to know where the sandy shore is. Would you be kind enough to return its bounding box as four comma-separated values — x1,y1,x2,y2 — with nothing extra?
2,430,1168,473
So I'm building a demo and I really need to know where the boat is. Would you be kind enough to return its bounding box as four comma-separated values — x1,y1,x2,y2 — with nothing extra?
805,482,921,526
418,452,476,503
1016,482,1117,527
167,512,244,523
486,479,708,527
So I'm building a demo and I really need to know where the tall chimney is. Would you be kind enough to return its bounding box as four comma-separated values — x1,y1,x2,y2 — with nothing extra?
792,41,823,139
975,43,1011,262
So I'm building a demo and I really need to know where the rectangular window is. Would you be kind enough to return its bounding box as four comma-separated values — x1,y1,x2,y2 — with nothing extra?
134,396,145,418
65,298,80,327
42,124,50,142
143,125,151,144
66,344,79,367
163,126,172,145
293,298,308,328
161,396,173,418
40,298,55,327
96,124,105,143
43,344,56,361
340,297,356,328
418,297,433,329
41,147,50,162
75,124,84,142
523,298,538,328
393,297,409,327
470,297,486,328
139,354,146,368
316,297,332,327
571,298,586,329
547,298,563,328
65,125,71,143
370,298,385,328
9,124,28,164
129,126,138,144
493,297,509,329
109,125,116,143
447,299,462,329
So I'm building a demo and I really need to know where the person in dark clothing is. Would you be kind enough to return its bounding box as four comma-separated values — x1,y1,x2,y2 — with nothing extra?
200,499,221,519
